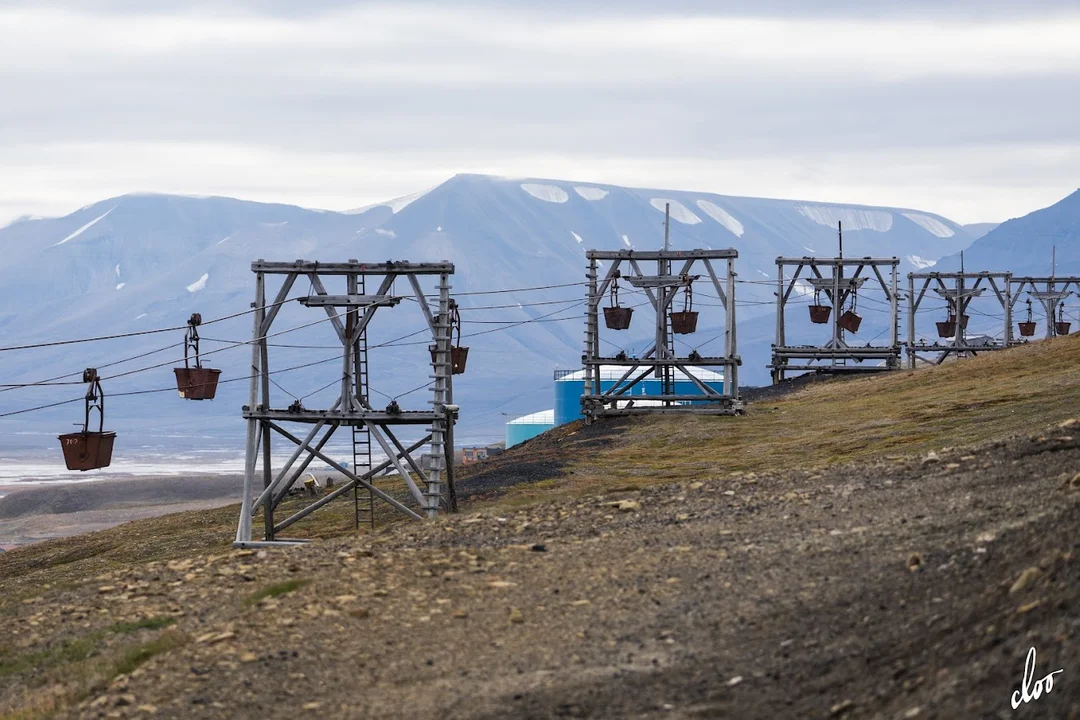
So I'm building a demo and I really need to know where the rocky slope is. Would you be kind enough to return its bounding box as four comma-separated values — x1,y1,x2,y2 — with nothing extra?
3,336,1080,719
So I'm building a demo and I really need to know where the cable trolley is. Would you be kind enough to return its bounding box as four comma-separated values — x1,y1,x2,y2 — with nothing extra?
174,313,222,400
58,368,116,471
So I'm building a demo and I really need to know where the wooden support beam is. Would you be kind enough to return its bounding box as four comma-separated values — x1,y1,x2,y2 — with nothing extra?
298,295,402,308
253,260,454,274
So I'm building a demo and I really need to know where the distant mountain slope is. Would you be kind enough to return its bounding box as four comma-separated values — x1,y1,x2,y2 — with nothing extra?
937,189,1080,275
962,222,1000,240
0,176,976,447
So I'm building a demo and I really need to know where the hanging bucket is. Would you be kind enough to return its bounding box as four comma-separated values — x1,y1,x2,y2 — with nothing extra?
58,431,116,471
58,368,115,471
429,346,469,374
175,313,221,400
808,305,832,324
1056,322,1071,336
670,311,699,334
431,301,468,374
936,321,956,338
1018,321,1037,337
837,311,862,334
604,306,633,330
670,277,698,334
174,367,222,400
430,300,467,374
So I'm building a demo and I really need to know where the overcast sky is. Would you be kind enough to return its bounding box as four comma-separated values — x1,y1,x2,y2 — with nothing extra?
1,0,1078,226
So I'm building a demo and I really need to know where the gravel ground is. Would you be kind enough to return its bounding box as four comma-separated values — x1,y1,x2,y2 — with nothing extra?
4,421,1078,719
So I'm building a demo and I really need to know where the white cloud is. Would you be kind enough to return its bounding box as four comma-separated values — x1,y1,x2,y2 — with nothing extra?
0,4,1078,225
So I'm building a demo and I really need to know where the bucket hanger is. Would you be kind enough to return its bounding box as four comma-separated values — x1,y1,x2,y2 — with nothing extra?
81,368,105,435
183,313,203,370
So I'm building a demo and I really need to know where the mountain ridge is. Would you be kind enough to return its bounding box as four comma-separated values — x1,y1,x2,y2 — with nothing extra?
0,174,989,449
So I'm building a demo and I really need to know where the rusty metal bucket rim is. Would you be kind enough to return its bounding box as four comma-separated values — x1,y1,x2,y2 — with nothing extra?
58,431,116,471
603,305,634,330
837,310,862,333
173,367,223,400
808,305,832,324
669,310,699,334
936,321,957,337
431,346,469,374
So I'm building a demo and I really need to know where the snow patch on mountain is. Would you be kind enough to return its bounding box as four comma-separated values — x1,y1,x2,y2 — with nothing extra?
796,205,893,232
650,199,702,225
388,189,431,213
186,273,209,292
574,186,608,201
54,207,115,246
346,187,432,215
522,184,569,204
902,213,955,238
696,200,744,236
907,254,937,270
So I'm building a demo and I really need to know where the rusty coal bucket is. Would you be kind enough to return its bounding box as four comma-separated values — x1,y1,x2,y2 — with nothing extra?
957,314,970,329
1056,321,1072,336
431,346,469,374
174,367,223,400
1018,321,1037,337
670,311,699,334
58,431,116,471
936,321,956,338
603,306,633,330
837,310,862,334
808,305,832,324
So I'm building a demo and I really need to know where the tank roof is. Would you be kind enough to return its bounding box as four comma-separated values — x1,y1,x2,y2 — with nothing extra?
507,409,556,425
556,366,724,382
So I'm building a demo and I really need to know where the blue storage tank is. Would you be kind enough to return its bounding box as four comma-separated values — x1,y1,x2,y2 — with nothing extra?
554,367,725,426
505,409,556,448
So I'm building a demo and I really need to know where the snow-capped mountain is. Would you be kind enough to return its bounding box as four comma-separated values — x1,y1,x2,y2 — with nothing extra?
0,175,979,450
936,189,1080,277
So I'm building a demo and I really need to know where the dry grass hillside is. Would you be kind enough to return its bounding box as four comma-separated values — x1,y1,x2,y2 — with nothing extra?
2,336,1079,718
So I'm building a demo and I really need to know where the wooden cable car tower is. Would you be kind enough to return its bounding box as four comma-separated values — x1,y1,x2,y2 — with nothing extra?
1009,250,1079,340
906,259,1013,367
771,223,900,383
581,248,742,418
234,259,460,549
